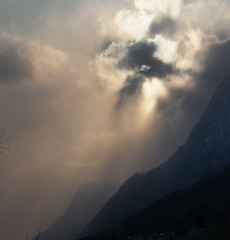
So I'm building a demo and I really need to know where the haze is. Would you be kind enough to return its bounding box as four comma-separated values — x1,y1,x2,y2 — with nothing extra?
0,0,230,239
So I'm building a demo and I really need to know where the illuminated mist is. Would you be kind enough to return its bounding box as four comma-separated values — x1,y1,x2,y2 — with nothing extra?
0,0,230,239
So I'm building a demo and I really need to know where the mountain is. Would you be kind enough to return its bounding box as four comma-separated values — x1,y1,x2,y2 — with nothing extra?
81,77,230,237
80,163,230,240
39,181,117,240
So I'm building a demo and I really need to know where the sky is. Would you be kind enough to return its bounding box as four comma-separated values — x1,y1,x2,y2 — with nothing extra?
0,0,230,239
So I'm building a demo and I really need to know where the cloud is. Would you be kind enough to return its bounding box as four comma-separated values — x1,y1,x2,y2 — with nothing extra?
115,74,144,108
184,37,230,111
97,39,174,108
148,17,178,39
0,33,69,86
120,74,144,96
0,37,33,83
109,39,174,107
177,38,230,124
201,38,230,87
134,0,182,17
118,40,173,78
0,31,112,239
152,38,230,150
86,0,230,176
2,1,230,240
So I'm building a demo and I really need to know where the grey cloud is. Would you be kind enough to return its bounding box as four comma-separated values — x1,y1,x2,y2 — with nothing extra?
182,38,230,120
181,38,230,123
114,40,174,108
0,40,33,83
116,74,144,109
149,17,177,38
114,40,174,107
201,39,230,88
120,74,144,96
101,39,114,52
118,40,173,78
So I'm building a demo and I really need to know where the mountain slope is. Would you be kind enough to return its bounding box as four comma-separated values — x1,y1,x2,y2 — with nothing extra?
81,77,230,236
121,163,230,239
81,163,230,240
39,182,116,240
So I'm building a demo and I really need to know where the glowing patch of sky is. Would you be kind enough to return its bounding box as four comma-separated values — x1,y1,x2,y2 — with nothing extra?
134,0,182,17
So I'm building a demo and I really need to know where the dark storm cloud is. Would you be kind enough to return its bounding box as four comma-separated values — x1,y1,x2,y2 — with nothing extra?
149,17,177,38
0,41,33,83
115,40,174,107
118,40,173,78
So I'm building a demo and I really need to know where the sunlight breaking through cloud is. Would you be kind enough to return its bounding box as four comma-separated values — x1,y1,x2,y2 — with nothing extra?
1,0,230,239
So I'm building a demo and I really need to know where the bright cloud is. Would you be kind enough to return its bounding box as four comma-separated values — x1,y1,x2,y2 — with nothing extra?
134,0,182,16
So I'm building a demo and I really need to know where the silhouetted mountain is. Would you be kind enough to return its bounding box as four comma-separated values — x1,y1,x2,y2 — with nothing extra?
80,163,230,240
39,181,117,240
81,77,230,237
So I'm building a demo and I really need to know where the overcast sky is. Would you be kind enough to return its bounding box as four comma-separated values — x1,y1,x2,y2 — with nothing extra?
0,0,230,239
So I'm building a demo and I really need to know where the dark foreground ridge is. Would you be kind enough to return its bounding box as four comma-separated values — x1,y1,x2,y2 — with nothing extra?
80,162,230,240
81,77,230,237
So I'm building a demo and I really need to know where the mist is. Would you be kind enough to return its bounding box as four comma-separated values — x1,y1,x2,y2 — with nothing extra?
0,0,230,239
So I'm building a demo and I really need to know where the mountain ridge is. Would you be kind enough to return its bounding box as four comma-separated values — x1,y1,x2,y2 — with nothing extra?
38,181,117,240
80,162,230,240
81,76,230,237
